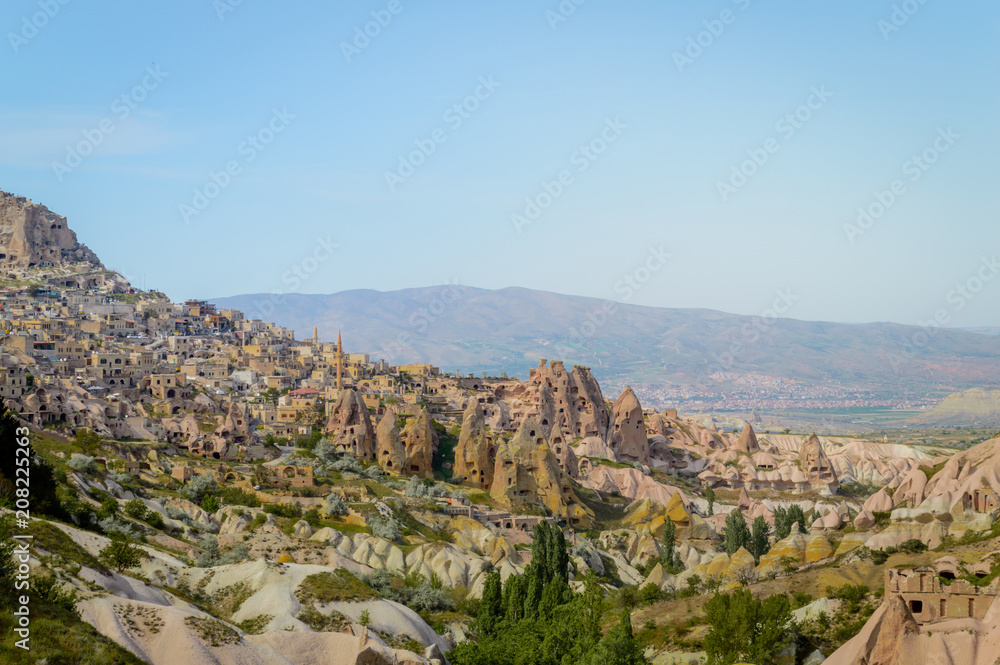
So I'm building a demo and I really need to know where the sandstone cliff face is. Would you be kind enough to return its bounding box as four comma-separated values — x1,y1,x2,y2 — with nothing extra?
376,409,406,475
525,360,610,443
0,190,101,269
609,386,649,464
324,390,375,460
490,418,593,527
401,408,436,479
453,400,496,490
800,433,838,490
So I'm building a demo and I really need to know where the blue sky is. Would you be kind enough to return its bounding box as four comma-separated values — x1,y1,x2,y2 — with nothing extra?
2,0,999,327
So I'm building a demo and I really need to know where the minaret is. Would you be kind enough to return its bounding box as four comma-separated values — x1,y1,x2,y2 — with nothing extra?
336,330,343,390
313,326,318,346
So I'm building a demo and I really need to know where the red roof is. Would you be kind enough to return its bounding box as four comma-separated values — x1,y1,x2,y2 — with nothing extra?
288,388,319,396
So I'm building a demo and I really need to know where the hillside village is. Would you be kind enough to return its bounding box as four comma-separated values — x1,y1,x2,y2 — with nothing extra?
3,190,1000,665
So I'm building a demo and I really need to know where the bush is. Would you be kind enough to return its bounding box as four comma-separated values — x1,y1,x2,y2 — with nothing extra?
331,458,363,474
369,516,401,542
218,487,260,508
201,495,221,513
218,543,249,565
314,438,336,463
98,497,119,520
325,494,348,517
404,476,429,498
123,499,148,521
99,517,141,540
263,503,303,519
196,536,220,567
108,471,133,486
408,584,455,612
639,582,662,605
871,549,890,565
68,454,96,473
898,539,928,554
362,570,402,602
144,511,165,530
100,532,144,573
33,574,80,616
181,474,217,502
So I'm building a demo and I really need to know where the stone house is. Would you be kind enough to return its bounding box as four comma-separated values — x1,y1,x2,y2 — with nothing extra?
885,559,999,624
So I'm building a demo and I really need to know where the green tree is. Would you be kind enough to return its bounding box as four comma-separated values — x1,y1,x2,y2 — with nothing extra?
200,494,221,513
74,428,103,455
98,496,119,520
773,505,807,541
661,519,682,573
705,483,716,516
723,510,751,555
123,499,148,521
750,516,770,565
100,532,143,573
703,590,792,665
593,610,646,665
478,570,502,636
501,573,525,623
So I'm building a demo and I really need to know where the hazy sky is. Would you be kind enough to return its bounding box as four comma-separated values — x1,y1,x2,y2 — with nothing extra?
2,1,999,327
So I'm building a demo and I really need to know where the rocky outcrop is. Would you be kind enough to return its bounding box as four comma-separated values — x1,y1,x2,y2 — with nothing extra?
609,387,649,464
376,409,406,475
825,595,919,665
490,418,594,527
218,402,250,442
0,190,102,268
525,360,610,444
401,408,436,479
799,433,839,492
324,390,375,460
733,423,760,454
453,401,495,490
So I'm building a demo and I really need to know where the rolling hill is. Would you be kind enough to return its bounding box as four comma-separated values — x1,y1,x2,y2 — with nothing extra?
212,286,1000,402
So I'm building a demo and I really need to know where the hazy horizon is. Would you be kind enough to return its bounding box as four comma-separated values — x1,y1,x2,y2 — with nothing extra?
3,0,999,327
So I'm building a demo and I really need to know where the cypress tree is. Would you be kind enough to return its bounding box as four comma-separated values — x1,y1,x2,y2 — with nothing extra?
523,567,543,619
751,515,770,565
661,519,681,573
502,574,525,623
723,510,751,555
773,505,790,540
553,526,569,584
478,570,502,635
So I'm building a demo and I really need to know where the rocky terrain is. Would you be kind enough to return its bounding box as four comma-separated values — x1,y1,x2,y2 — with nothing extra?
3,192,1000,665
0,190,101,270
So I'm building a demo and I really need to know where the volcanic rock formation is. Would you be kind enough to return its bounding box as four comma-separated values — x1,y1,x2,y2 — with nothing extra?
609,386,650,465
0,190,101,269
490,418,593,527
401,408,436,479
376,409,406,475
324,390,375,460
453,400,496,490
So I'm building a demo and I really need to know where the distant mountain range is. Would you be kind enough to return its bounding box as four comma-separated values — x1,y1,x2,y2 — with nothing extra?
212,286,1000,402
